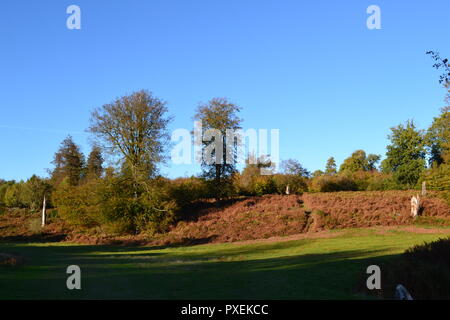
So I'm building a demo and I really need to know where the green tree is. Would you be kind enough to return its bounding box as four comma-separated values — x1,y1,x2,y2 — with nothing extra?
339,150,380,172
86,146,104,179
325,157,337,175
51,136,85,186
381,120,426,188
0,180,15,206
4,182,25,208
367,154,381,171
193,97,242,199
311,170,324,178
88,90,172,193
22,175,52,211
426,106,450,166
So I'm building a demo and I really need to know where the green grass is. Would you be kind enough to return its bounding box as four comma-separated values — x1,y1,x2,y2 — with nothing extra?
0,228,448,300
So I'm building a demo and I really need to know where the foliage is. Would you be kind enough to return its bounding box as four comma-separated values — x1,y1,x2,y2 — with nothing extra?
51,136,85,187
52,178,103,228
86,146,104,180
381,120,426,188
325,157,337,175
4,182,26,208
382,237,450,299
99,176,177,235
339,150,380,173
193,97,242,199
280,159,310,177
0,180,15,206
89,89,172,192
168,177,210,209
21,175,52,211
272,174,308,195
420,163,450,191
309,174,358,192
426,106,450,166
311,170,324,178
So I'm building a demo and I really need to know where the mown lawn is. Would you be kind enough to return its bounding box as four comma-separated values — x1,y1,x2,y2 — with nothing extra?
0,228,448,300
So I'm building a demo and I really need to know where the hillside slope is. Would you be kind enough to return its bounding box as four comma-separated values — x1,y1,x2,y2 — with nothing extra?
158,191,449,245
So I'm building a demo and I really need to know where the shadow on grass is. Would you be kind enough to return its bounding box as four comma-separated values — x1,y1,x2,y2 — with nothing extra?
0,233,68,243
0,242,397,300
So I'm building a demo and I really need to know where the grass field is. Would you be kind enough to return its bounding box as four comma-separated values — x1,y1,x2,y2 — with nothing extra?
1,227,449,300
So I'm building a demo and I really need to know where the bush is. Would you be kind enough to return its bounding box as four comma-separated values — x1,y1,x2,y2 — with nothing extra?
420,163,450,191
253,176,278,196
169,177,209,208
310,174,358,192
28,218,42,234
272,174,308,195
382,237,450,299
97,176,178,235
52,178,103,228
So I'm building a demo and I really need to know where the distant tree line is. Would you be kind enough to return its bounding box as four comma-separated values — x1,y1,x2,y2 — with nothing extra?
0,52,448,234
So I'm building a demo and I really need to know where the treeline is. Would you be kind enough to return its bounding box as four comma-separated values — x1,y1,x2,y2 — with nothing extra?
0,53,448,235
0,103,448,235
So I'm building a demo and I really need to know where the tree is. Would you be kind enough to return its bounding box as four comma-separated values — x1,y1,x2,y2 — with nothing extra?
0,180,15,206
426,51,450,166
427,51,450,86
4,182,26,208
51,136,85,186
340,150,380,172
311,170,324,178
193,97,242,199
367,154,381,171
88,90,172,192
325,157,337,175
22,175,52,211
426,107,450,166
381,120,426,188
86,146,104,179
281,159,310,177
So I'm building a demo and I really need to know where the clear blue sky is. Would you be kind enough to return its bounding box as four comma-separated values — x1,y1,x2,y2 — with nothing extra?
0,0,449,181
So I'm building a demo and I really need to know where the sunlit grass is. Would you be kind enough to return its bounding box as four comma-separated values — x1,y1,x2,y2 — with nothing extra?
1,227,448,299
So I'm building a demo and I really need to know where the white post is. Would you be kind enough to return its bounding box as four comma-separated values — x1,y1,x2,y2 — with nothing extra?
41,196,46,227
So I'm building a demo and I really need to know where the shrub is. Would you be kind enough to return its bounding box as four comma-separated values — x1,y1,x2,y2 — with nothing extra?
28,217,42,234
52,178,103,228
169,177,210,208
98,176,178,235
310,174,358,192
253,176,277,196
381,237,450,299
420,163,450,191
272,174,308,195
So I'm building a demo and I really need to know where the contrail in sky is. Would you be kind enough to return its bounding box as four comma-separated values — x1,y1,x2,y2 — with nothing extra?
0,125,86,135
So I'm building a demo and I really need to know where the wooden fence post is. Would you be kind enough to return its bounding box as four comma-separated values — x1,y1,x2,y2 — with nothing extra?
411,195,420,218
422,181,427,196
